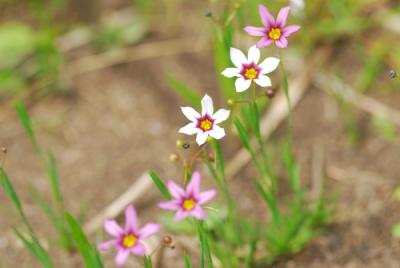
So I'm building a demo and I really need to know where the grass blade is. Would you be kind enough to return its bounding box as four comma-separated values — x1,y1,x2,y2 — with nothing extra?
15,101,40,156
166,76,201,108
149,170,171,200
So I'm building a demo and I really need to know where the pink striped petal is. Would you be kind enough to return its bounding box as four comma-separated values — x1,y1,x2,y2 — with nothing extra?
187,171,201,196
259,5,275,27
244,26,265,36
276,6,291,27
130,242,146,256
104,220,123,237
97,239,117,251
115,249,130,266
256,37,273,48
283,25,301,37
275,37,288,48
139,223,160,239
124,205,138,232
167,180,185,198
190,206,206,220
198,189,217,205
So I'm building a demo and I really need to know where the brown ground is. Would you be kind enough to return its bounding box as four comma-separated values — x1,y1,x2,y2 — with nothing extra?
1,1,400,268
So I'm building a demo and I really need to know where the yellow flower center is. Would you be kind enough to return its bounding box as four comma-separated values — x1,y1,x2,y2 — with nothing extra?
122,234,138,248
182,198,196,211
244,67,258,79
199,119,213,131
268,28,281,40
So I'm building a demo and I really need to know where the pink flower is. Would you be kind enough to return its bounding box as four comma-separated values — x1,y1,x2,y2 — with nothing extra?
244,5,301,48
97,205,160,266
159,171,217,221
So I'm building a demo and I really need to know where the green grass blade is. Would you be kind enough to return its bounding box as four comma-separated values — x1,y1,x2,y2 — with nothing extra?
15,101,40,156
47,151,64,210
184,253,193,268
149,170,171,200
166,76,201,108
143,256,153,268
210,139,225,181
0,168,23,217
255,181,279,223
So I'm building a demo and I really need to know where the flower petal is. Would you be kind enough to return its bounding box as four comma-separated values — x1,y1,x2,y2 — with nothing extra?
230,47,247,68
104,220,123,237
97,239,117,251
115,249,130,266
283,25,301,37
196,131,209,146
167,180,185,198
179,122,198,135
159,200,181,211
213,109,230,124
256,37,273,48
187,171,201,196
201,94,213,115
175,210,189,221
198,189,217,205
254,75,272,87
209,125,225,140
235,77,252,92
124,205,138,232
259,57,280,74
259,4,275,27
276,6,291,27
130,242,146,256
190,206,206,220
139,223,160,239
221,67,240,78
244,26,265,36
181,106,200,121
276,37,288,48
247,45,260,64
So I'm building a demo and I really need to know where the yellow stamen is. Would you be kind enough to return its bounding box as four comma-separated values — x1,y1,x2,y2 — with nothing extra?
122,234,138,248
244,68,258,79
182,198,196,211
200,119,213,131
268,28,281,40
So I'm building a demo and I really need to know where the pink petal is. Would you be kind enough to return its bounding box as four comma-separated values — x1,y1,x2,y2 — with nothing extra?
175,210,189,221
167,180,185,198
244,26,265,36
115,249,130,266
124,205,138,232
198,189,217,205
139,223,160,239
104,220,123,237
187,171,201,196
97,239,117,251
190,206,206,220
130,242,146,256
159,199,181,211
256,37,273,48
258,5,275,27
283,25,301,37
275,37,288,48
276,6,291,27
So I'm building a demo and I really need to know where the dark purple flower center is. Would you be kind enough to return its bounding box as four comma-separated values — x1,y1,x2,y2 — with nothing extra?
240,62,261,80
196,114,214,132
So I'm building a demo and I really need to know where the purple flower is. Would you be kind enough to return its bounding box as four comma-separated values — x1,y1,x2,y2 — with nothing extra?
244,5,301,48
159,171,217,221
97,205,160,266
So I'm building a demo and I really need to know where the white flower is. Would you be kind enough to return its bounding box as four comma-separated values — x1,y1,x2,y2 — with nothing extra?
221,45,280,92
179,94,230,146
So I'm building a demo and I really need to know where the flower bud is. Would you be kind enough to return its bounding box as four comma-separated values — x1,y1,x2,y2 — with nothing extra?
227,99,235,107
169,153,179,162
163,235,175,249
208,152,215,162
266,89,275,98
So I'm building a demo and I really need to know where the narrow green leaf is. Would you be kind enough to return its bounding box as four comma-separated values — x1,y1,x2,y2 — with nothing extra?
0,169,23,217
149,171,171,200
184,253,193,268
166,76,201,108
255,181,279,223
233,118,251,151
210,139,225,181
47,151,64,210
15,102,40,155
143,256,153,268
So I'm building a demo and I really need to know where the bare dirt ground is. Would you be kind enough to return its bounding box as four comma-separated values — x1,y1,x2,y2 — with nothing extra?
1,1,400,268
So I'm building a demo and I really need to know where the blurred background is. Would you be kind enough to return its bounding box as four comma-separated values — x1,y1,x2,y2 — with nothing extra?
0,0,400,267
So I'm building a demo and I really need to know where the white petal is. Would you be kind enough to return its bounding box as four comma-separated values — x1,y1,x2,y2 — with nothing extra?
209,125,225,140
179,122,198,135
230,47,247,68
259,57,280,74
213,109,230,124
247,45,260,64
254,74,272,87
201,94,213,115
235,77,252,92
181,107,200,121
196,131,209,146
221,67,240,78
